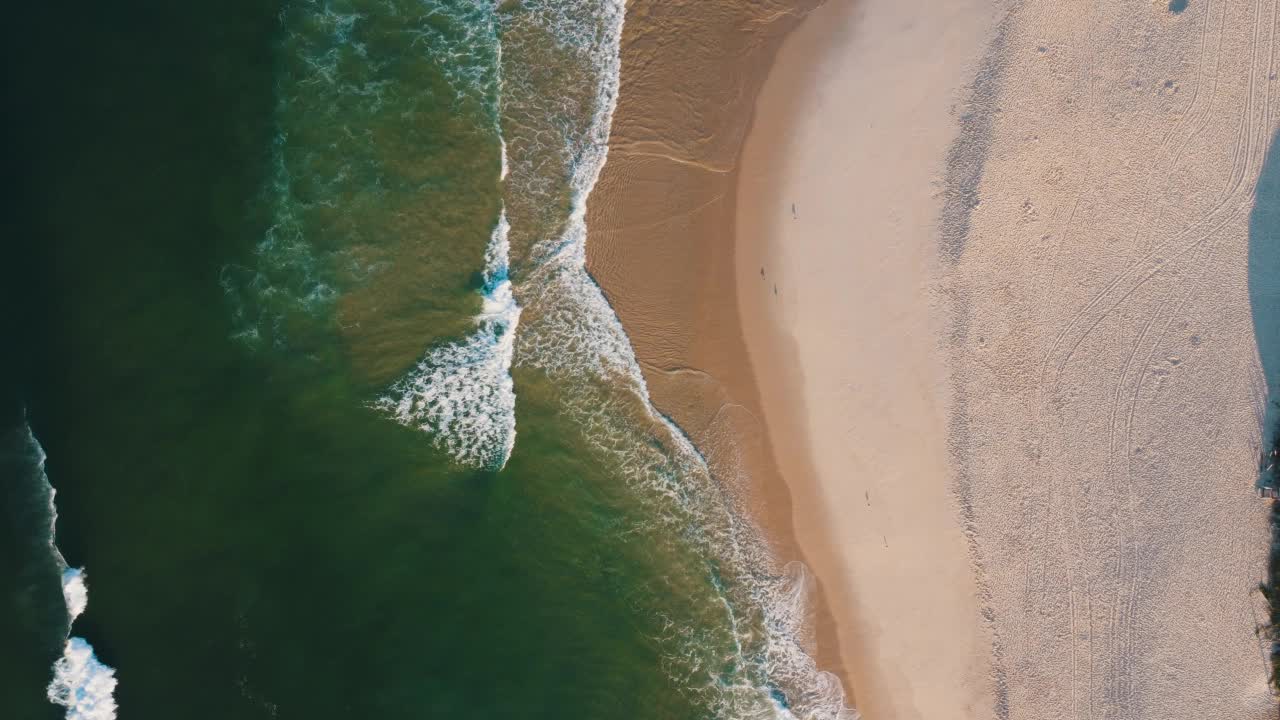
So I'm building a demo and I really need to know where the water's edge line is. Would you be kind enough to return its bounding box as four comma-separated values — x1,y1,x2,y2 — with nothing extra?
572,1,856,717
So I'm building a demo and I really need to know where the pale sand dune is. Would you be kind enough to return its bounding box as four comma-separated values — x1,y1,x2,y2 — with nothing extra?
736,1,1003,718
739,0,1279,719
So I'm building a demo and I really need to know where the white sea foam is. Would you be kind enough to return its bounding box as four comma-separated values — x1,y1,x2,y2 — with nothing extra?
48,548,119,720
61,568,88,623
47,638,118,720
376,211,522,469
513,0,645,383
576,391,855,719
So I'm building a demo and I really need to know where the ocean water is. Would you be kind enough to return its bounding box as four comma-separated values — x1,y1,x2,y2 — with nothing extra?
3,2,851,719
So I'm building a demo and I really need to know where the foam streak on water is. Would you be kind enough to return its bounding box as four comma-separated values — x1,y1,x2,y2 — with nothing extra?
14,424,121,720
376,209,522,469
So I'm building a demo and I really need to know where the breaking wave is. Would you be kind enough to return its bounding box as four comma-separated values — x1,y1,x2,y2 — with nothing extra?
47,637,118,720
11,423,120,720
47,568,118,720
375,209,521,468
60,568,88,622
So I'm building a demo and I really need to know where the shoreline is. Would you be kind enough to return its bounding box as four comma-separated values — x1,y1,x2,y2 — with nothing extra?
584,0,853,704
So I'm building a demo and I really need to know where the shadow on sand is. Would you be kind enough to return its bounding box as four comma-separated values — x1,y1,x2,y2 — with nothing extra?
1248,127,1280,689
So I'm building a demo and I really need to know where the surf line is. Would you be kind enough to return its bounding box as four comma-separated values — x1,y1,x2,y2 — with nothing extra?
21,422,121,720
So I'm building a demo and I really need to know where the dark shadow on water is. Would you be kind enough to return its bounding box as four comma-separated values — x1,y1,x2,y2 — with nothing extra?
1169,0,1189,14
1249,127,1280,689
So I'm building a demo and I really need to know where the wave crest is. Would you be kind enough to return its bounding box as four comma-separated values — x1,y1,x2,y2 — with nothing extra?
47,637,118,720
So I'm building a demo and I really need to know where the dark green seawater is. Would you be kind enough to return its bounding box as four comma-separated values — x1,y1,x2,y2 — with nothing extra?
3,2,851,719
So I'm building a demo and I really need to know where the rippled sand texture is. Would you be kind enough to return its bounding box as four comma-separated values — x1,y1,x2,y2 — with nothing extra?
946,0,1277,717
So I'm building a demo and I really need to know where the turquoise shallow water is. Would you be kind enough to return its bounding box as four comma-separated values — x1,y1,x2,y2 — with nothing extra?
2,2,850,718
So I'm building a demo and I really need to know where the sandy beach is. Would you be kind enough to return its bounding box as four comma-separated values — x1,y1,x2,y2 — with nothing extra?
593,0,1279,717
